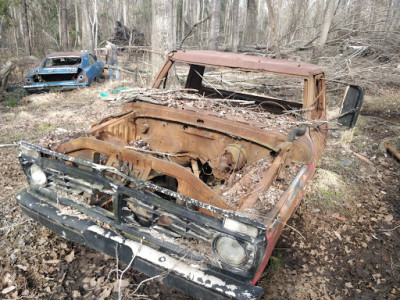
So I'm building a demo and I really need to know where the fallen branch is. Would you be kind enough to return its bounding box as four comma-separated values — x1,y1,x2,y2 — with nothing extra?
123,95,167,106
104,64,136,75
147,88,198,95
117,240,143,300
0,56,39,90
344,148,374,165
377,225,400,232
0,144,19,148
132,274,161,295
179,15,210,49
250,212,306,240
132,249,190,295
206,99,255,105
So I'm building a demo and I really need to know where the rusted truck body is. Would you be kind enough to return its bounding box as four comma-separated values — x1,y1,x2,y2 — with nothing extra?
16,50,364,299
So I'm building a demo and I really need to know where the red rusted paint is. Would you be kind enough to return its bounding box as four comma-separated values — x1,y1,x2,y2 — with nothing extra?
170,50,323,78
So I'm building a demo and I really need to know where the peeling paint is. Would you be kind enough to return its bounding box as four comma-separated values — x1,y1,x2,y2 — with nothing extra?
86,224,253,298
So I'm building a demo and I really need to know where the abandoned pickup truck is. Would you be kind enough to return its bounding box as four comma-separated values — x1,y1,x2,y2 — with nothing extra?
16,50,364,299
23,51,104,93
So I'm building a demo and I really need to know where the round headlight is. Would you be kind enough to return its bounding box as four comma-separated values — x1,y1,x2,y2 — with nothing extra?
214,236,246,266
30,164,47,186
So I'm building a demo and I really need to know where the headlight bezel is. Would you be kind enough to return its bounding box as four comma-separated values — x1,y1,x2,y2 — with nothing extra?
223,218,258,238
20,144,40,159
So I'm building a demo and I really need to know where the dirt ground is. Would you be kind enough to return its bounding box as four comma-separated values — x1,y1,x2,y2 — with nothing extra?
0,80,399,299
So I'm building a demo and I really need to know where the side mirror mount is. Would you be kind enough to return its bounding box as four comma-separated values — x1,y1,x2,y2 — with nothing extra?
338,85,365,129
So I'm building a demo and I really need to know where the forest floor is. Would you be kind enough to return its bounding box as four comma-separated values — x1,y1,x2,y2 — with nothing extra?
0,79,399,299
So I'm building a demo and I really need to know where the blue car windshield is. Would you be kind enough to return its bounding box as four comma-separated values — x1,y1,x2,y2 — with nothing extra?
43,57,82,67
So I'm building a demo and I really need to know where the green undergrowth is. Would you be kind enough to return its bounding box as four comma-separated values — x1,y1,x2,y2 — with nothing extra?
1,88,27,109
268,251,283,271
38,122,57,133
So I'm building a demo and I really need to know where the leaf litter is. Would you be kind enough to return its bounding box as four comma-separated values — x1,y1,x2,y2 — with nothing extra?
0,81,399,299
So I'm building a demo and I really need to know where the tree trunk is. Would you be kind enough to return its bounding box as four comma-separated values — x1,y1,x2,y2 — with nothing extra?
266,0,281,58
183,0,198,27
92,0,99,51
0,61,16,90
114,0,121,22
172,0,178,49
123,0,129,26
245,0,257,45
223,0,232,46
58,5,62,47
208,0,221,50
74,0,81,47
231,0,240,52
60,0,69,50
151,0,174,77
312,0,336,63
200,0,205,47
182,0,201,46
81,0,94,52
0,56,38,90
256,0,265,43
21,0,31,55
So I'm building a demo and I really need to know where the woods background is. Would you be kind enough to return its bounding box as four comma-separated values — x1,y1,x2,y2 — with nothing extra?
0,1,399,97
0,0,399,63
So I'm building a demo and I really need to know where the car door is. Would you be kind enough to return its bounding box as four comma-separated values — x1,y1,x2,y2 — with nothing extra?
89,54,102,79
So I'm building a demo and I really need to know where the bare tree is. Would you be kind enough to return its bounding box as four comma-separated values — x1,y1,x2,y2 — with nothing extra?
60,0,69,50
231,0,240,52
123,0,129,26
208,0,221,50
245,0,258,45
1,0,398,62
172,0,178,49
91,0,99,50
21,0,31,55
114,0,121,23
312,0,336,62
74,0,81,48
182,0,201,45
81,0,94,52
266,0,280,58
183,0,200,28
151,0,174,76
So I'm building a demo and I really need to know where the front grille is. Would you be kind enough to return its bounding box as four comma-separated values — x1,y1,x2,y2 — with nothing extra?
19,141,266,278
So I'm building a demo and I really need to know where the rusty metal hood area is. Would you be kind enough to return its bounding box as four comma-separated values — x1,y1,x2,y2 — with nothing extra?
16,50,330,299
169,50,323,77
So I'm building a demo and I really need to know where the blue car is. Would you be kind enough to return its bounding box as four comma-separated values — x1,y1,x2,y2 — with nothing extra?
23,52,104,93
